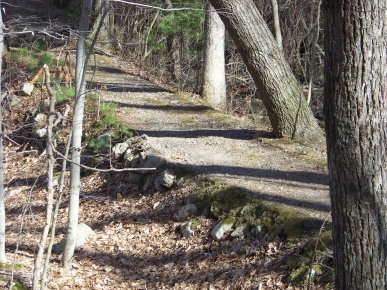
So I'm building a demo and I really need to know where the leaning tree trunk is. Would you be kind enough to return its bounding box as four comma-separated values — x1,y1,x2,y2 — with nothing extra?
208,0,323,141
201,2,227,111
324,1,387,289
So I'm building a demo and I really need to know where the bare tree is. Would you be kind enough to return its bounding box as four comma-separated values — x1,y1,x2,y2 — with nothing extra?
201,2,226,111
324,1,387,288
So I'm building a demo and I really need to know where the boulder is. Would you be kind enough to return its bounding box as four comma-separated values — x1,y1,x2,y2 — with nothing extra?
53,223,95,254
211,217,235,241
176,204,197,222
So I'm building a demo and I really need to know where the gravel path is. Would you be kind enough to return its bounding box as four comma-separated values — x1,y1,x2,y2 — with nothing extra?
90,55,331,221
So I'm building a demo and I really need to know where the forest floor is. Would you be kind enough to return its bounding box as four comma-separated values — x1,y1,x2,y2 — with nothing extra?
2,1,332,289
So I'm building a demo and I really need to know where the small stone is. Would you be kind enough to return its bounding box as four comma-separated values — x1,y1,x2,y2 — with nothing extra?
176,204,198,222
35,128,47,138
112,142,129,159
211,217,235,241
181,221,194,238
154,170,176,190
231,225,249,238
19,82,34,96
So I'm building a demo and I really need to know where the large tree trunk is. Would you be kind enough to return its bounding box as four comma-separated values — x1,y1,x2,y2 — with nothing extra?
208,0,323,141
201,2,227,111
324,1,387,289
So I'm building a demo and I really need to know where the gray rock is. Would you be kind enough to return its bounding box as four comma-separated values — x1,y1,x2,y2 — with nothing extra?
176,204,198,222
19,82,34,96
140,134,149,140
53,223,95,254
181,221,194,238
231,225,249,238
112,142,129,159
154,170,176,190
211,217,235,241
142,154,164,172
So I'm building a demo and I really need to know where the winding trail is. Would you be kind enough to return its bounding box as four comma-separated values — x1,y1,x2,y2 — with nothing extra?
90,54,331,222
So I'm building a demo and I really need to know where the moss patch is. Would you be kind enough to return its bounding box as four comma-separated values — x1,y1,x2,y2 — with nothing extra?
190,178,308,241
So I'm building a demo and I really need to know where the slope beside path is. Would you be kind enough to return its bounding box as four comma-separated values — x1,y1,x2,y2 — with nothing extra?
90,54,330,221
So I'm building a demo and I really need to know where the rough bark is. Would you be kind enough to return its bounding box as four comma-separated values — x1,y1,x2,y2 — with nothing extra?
324,1,387,289
208,0,323,141
202,2,227,111
62,0,92,270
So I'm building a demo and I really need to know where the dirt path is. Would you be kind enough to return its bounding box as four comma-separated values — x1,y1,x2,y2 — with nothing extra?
90,55,330,221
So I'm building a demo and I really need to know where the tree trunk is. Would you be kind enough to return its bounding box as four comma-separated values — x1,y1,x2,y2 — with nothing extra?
90,0,111,41
270,0,282,51
208,0,323,141
201,2,227,111
165,0,182,84
324,1,387,289
0,9,6,264
62,0,92,270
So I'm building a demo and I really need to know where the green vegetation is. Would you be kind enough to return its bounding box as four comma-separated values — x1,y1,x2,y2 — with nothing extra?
10,41,54,72
84,101,133,153
56,87,75,103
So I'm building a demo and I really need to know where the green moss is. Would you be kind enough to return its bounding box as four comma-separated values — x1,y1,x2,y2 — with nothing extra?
191,178,307,241
287,229,334,286
190,219,201,230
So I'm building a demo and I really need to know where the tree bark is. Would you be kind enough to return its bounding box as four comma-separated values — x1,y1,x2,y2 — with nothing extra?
202,2,227,111
324,1,387,289
208,0,323,141
62,0,92,270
